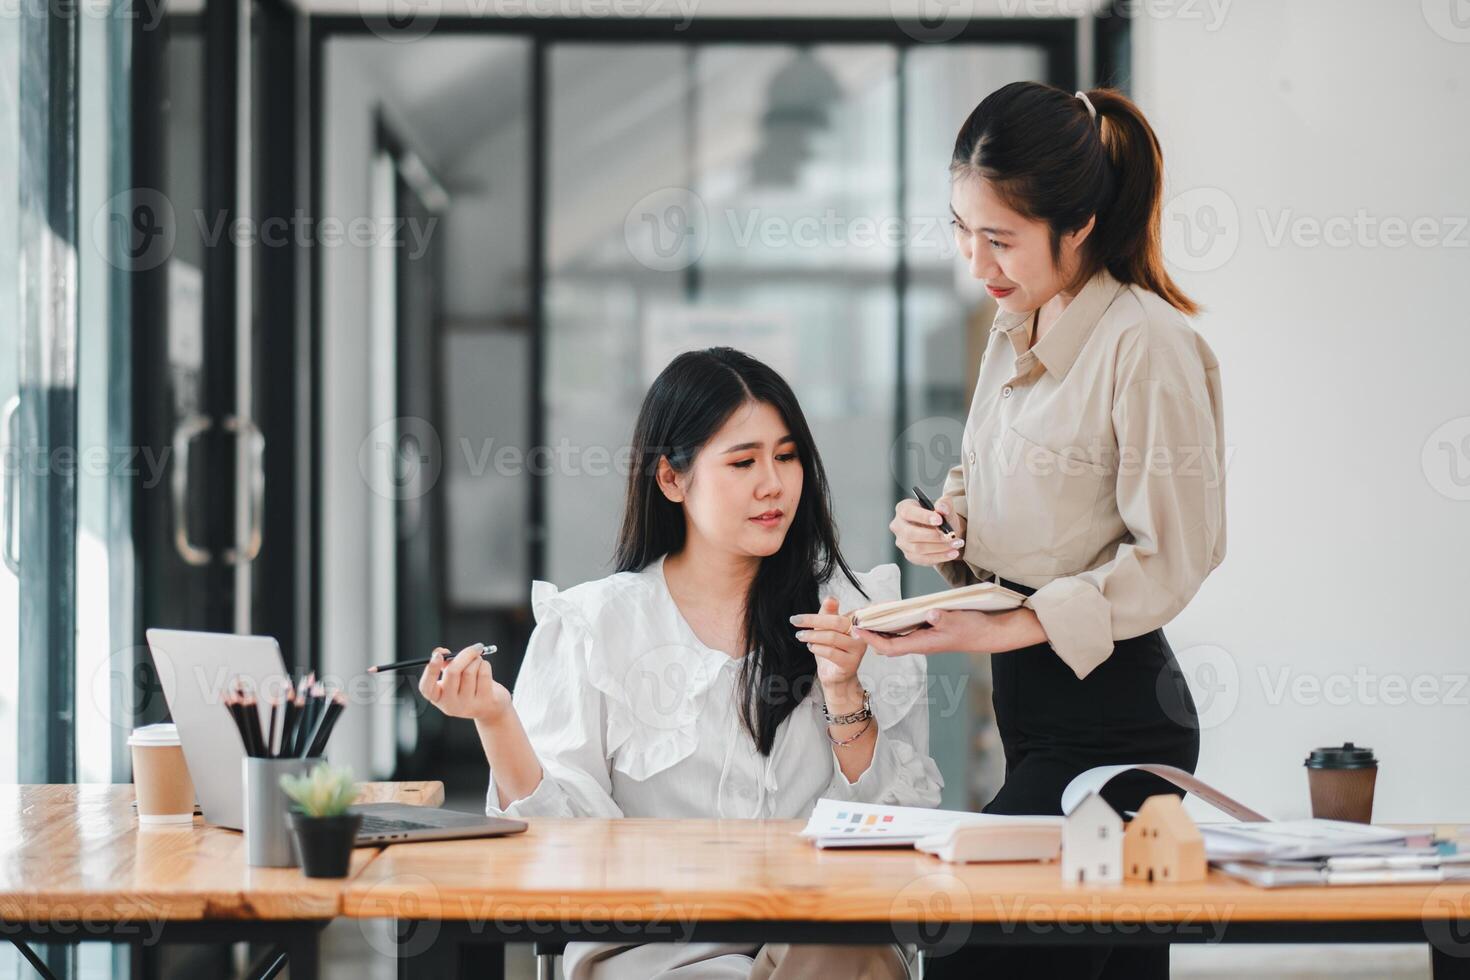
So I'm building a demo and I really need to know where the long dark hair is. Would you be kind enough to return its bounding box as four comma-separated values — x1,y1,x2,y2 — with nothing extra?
950,80,1199,315
614,347,865,756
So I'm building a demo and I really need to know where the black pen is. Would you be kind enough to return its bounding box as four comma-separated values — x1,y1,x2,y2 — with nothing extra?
911,486,958,540
367,643,497,675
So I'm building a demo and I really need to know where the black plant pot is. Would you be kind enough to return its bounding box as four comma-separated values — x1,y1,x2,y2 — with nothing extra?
288,811,364,878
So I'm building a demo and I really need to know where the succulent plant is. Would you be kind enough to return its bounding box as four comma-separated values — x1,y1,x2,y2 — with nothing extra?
280,762,360,818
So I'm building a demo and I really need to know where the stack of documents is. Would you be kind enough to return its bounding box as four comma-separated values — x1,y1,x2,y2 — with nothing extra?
1202,820,1457,887
1216,853,1470,888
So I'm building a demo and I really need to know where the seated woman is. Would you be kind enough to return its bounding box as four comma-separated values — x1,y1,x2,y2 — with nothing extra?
419,347,939,980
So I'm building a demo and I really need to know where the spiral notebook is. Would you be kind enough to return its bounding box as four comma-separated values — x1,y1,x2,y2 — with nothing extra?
849,581,1028,635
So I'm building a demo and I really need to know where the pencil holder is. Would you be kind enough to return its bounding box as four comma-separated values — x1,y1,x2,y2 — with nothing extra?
243,756,317,867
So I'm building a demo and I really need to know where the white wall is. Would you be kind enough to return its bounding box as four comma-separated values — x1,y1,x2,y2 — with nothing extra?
1133,0,1470,826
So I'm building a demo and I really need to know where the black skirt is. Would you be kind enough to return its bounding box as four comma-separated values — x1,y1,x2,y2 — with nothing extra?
923,580,1201,980
984,616,1201,818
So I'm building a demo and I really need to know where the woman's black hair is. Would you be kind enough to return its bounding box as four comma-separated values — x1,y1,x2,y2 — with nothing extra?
951,80,1199,315
614,347,865,756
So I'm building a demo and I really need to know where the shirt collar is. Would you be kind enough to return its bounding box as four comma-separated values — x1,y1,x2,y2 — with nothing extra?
991,268,1126,381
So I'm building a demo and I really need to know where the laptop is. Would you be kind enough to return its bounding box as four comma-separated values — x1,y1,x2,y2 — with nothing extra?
144,629,527,845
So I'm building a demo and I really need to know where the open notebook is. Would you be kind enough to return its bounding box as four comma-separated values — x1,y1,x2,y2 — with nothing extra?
799,798,1063,862
849,581,1028,634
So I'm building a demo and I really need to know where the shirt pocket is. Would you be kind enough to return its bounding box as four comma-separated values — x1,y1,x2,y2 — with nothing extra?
974,423,1115,578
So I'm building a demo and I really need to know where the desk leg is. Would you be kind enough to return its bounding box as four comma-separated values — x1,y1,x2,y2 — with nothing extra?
1433,946,1470,980
395,920,454,980
282,925,321,980
392,923,503,980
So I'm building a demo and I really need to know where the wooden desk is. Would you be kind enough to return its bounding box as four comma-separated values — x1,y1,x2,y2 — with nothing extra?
0,782,442,980
345,818,1470,979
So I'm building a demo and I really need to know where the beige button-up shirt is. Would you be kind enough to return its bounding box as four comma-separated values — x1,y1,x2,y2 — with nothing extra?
939,268,1226,679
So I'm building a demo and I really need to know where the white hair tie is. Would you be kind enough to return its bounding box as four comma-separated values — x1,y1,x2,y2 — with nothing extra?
1075,90,1097,122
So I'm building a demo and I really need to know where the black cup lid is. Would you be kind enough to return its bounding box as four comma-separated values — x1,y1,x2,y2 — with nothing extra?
1304,742,1377,769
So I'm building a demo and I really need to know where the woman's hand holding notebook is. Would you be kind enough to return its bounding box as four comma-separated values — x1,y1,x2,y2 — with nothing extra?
848,581,1028,635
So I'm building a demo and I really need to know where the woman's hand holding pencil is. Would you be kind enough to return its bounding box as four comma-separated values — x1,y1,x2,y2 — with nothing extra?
415,643,512,725
366,643,496,675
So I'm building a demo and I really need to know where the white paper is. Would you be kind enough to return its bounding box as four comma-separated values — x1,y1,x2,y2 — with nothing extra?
1198,819,1415,861
1060,763,1272,822
800,797,1036,848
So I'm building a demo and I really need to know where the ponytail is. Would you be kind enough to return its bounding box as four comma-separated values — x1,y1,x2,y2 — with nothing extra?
950,81,1199,316
1086,89,1198,315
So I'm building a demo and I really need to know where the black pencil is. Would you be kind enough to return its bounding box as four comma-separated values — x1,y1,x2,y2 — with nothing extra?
305,693,346,758
277,695,293,759
243,696,265,758
367,643,496,675
224,696,252,755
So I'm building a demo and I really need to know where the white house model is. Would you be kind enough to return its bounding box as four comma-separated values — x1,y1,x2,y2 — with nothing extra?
1061,791,1124,884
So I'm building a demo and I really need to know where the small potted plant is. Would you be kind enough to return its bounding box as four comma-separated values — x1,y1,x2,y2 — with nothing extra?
280,763,363,878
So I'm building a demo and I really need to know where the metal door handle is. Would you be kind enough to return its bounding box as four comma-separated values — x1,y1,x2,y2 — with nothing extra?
171,414,214,566
1,395,18,574
223,415,264,564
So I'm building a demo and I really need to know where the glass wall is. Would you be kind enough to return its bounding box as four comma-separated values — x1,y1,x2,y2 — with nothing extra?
0,0,131,975
544,39,1048,809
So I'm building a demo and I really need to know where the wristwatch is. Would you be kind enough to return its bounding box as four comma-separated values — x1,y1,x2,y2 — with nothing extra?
822,687,872,726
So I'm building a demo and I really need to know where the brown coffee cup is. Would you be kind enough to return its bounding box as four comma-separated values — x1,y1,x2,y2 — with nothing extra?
129,723,196,825
1305,742,1377,823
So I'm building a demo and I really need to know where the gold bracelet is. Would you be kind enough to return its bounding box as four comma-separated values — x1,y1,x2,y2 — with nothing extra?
827,718,872,747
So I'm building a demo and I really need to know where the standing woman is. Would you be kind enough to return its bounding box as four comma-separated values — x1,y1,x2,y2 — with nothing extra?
861,82,1225,979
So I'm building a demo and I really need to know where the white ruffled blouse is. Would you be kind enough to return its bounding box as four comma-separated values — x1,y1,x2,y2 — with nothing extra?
485,558,945,820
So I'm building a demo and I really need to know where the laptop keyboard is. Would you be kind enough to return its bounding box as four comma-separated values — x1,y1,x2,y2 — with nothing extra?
358,815,436,835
